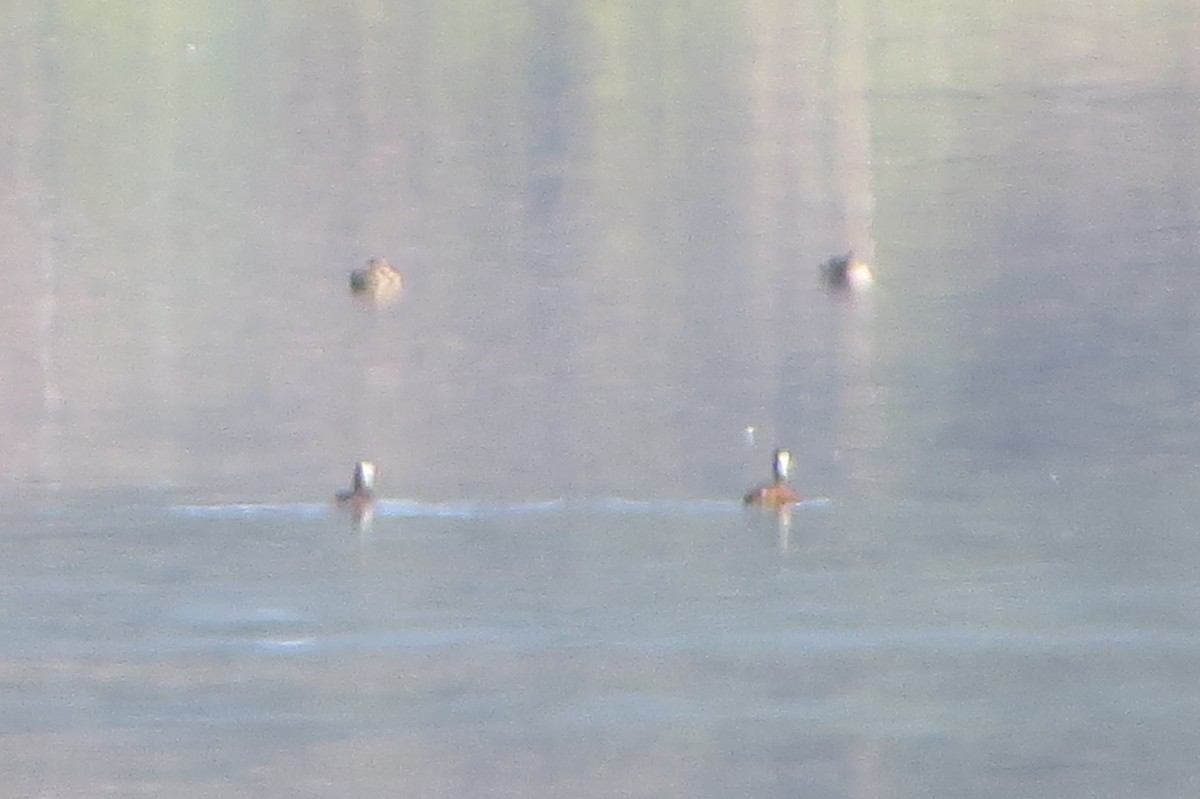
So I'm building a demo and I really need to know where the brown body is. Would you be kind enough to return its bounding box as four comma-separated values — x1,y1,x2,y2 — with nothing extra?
743,482,801,509
743,448,801,509
335,489,374,515
349,258,403,305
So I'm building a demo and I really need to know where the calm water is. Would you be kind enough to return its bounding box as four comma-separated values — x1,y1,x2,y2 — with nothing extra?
2,1,1200,796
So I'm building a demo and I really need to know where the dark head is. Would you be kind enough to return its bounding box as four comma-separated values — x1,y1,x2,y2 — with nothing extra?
351,460,377,495
335,461,378,530
822,251,853,280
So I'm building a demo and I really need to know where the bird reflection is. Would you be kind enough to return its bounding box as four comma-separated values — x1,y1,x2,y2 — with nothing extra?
775,506,793,551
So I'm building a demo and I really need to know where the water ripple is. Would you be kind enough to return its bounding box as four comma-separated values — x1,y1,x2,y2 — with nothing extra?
169,497,831,519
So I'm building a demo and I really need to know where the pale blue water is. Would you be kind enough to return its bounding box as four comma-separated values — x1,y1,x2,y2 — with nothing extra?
4,0,1200,796
5,493,1200,796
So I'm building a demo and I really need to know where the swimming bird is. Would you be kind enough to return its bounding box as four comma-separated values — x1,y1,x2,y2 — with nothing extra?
336,460,377,522
349,258,403,305
820,251,874,290
743,448,801,508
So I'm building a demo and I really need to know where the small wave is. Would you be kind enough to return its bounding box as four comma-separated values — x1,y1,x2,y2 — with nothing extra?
169,497,831,520
376,498,570,518
254,638,316,652
169,502,330,519
592,497,830,514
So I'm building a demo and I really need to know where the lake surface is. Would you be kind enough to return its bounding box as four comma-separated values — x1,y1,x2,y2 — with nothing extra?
2,1,1200,796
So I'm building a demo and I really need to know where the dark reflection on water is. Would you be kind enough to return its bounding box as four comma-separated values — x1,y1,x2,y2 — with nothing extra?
3,0,1200,796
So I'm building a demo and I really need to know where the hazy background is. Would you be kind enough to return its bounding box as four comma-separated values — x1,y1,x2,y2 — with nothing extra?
2,1,1199,796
